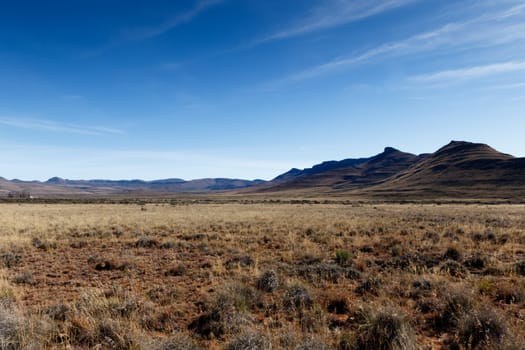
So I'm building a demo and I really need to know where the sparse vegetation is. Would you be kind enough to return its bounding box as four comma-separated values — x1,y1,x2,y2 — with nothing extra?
0,202,524,348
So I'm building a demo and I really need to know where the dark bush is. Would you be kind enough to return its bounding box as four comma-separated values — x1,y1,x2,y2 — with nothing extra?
160,241,177,249
46,303,71,322
352,310,418,350
165,264,187,277
298,264,361,284
134,236,159,248
97,321,134,350
439,260,468,278
189,284,254,338
224,331,269,350
355,276,382,296
0,251,21,268
327,297,350,314
32,237,56,251
409,279,432,299
443,247,462,262
295,337,330,350
455,309,507,349
225,255,254,269
283,284,313,311
514,261,525,276
13,272,37,285
434,290,474,332
464,254,488,270
256,270,279,293
151,333,202,350
147,287,179,305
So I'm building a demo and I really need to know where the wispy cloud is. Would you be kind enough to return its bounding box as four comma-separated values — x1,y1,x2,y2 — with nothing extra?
266,2,525,87
257,0,417,44
410,61,525,83
0,117,125,136
122,0,223,41
498,2,525,19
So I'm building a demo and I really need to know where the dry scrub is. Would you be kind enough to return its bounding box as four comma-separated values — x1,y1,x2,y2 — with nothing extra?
0,202,524,349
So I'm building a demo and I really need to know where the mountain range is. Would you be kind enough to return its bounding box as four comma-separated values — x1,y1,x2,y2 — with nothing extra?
2,141,525,200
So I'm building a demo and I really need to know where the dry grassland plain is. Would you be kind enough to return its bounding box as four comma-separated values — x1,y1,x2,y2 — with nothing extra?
0,202,524,349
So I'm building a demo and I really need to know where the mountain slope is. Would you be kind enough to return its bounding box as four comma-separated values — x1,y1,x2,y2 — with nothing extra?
365,141,525,197
251,141,525,199
256,147,420,193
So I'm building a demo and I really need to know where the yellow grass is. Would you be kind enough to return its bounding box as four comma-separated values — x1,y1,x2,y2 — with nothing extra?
0,202,524,349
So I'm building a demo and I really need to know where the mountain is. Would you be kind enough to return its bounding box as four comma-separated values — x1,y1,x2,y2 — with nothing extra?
0,176,265,197
2,141,524,199
364,141,525,198
255,147,420,193
252,141,525,199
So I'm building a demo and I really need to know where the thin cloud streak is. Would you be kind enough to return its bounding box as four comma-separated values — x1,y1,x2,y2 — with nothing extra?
410,61,525,83
239,0,418,50
266,3,525,87
0,117,125,136
122,0,223,41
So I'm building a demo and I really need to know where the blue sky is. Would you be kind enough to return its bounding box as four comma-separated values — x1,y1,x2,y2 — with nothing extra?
1,0,524,181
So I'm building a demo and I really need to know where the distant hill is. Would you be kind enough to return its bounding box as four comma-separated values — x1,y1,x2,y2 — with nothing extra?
252,141,525,200
363,141,525,198
255,147,420,193
0,176,265,197
2,141,524,200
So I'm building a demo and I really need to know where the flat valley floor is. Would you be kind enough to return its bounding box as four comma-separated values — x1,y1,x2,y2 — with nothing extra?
1,202,524,349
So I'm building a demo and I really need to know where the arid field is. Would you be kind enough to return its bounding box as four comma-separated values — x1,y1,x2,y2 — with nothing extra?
1,201,525,349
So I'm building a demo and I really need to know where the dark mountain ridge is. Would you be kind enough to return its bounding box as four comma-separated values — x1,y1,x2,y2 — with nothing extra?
2,141,524,199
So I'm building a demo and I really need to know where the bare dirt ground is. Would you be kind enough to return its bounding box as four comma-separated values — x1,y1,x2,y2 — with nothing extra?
1,202,524,349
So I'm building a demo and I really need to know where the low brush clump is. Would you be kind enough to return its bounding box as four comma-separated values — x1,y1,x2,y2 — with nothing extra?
351,308,419,350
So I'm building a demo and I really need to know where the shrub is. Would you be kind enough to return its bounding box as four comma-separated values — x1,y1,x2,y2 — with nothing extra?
134,236,159,248
165,264,187,277
439,260,468,278
0,250,21,268
454,309,507,349
464,254,488,270
225,255,254,269
189,284,255,338
295,337,330,350
327,296,350,314
13,272,37,286
224,331,270,350
146,286,179,305
32,237,56,251
46,303,71,322
514,261,525,276
94,259,131,271
493,282,523,304
256,270,279,293
150,333,202,350
298,264,361,284
283,283,313,311
336,250,351,265
352,309,418,350
355,276,382,296
434,289,474,332
97,320,134,350
477,279,494,295
0,306,21,349
443,247,462,262
409,279,432,299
